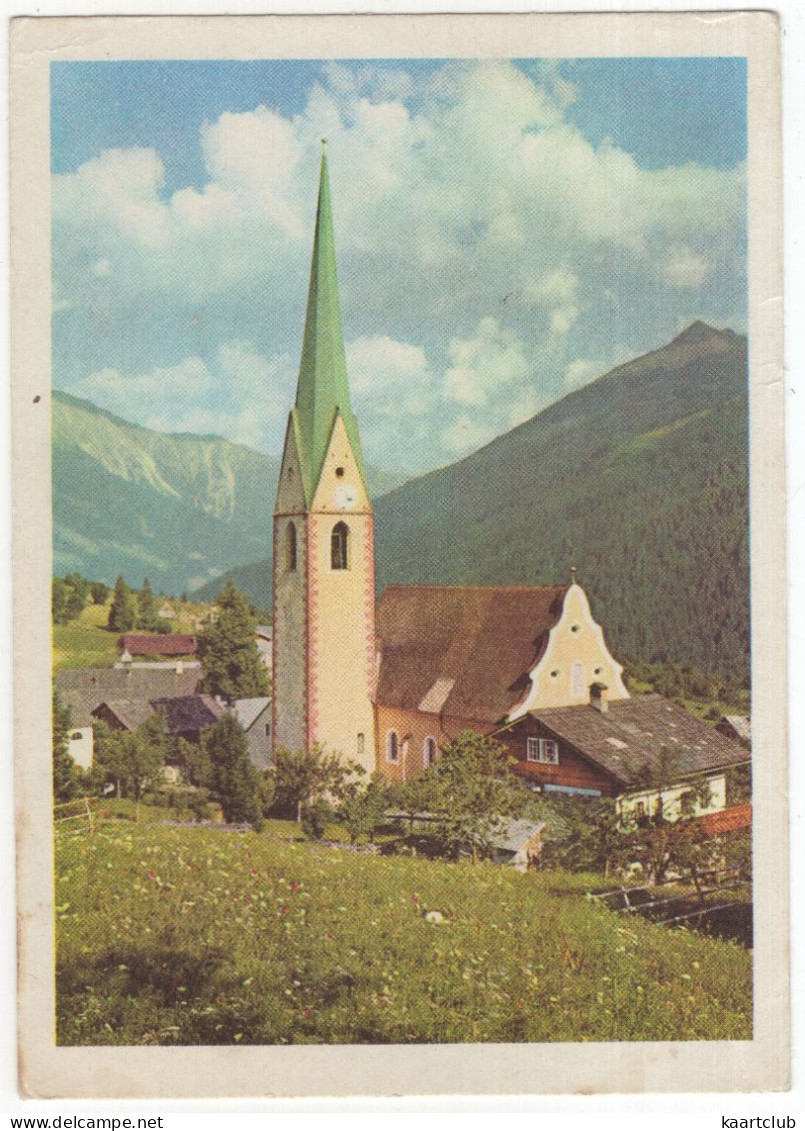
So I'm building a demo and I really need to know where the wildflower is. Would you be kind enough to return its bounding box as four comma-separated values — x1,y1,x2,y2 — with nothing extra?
411,894,420,904
290,881,300,892
148,870,156,880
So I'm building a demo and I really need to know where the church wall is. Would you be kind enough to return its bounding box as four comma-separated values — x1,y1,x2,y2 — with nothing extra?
272,514,308,753
307,511,376,773
374,705,497,782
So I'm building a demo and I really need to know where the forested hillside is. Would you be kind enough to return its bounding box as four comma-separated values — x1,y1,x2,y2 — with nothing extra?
200,323,749,678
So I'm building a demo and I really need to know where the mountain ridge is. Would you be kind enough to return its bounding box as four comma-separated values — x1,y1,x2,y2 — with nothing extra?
192,322,749,677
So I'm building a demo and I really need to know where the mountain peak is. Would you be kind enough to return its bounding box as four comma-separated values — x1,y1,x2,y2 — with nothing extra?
671,320,723,347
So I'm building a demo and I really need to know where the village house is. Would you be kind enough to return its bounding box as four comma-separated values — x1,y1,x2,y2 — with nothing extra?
268,146,750,826
56,665,201,768
230,697,273,770
254,626,273,672
118,633,197,664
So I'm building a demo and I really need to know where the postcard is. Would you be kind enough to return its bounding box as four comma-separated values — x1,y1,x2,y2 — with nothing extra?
10,11,787,1098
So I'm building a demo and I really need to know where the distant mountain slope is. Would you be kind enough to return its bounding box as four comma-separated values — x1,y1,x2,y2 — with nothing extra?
200,323,749,677
52,391,405,596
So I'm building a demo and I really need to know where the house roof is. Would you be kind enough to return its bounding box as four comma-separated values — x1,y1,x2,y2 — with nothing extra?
720,715,751,742
491,819,545,853
150,695,224,735
530,695,750,788
122,634,197,656
376,585,568,723
92,699,154,731
56,667,201,727
231,697,272,731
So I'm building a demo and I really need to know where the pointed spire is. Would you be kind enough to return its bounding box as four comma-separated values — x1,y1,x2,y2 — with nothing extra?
292,143,366,503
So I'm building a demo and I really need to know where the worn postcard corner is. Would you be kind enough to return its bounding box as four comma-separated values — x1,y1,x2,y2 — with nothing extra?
10,10,787,1100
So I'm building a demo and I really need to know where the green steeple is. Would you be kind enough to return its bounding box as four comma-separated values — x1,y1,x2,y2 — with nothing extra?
292,143,367,504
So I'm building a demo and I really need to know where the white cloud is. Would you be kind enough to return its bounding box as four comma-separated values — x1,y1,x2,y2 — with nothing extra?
52,59,746,472
662,246,709,289
444,317,529,407
564,357,603,391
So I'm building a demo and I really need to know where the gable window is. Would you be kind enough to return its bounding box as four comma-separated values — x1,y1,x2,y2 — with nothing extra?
331,522,349,570
526,737,559,764
423,736,437,767
571,660,585,697
265,722,272,738
386,730,399,763
285,522,297,572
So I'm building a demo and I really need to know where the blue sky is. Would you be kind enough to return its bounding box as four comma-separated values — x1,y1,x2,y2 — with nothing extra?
51,57,747,472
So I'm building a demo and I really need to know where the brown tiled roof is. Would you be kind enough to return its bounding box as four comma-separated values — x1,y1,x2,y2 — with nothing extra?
122,634,197,656
531,695,750,788
56,667,201,727
376,585,568,723
689,803,751,836
150,695,225,735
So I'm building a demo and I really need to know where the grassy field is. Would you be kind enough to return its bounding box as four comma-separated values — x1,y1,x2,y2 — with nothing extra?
52,597,214,672
56,823,752,1046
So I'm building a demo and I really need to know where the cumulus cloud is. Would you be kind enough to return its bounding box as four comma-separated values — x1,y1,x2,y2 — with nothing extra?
52,58,746,472
662,246,709,289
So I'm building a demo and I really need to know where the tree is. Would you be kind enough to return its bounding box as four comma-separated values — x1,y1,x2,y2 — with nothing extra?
89,581,110,605
107,575,137,633
93,715,167,822
52,577,68,626
198,580,270,702
431,731,530,863
52,689,79,803
338,775,392,845
272,744,358,826
137,578,158,631
202,714,263,829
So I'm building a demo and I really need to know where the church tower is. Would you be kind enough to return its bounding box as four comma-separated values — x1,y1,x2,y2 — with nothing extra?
272,145,377,773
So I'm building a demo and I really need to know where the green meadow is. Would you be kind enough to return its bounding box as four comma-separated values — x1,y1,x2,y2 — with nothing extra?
56,823,751,1046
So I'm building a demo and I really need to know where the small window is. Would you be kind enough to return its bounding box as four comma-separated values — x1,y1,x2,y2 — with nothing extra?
331,522,349,570
386,730,399,763
335,466,345,478
571,660,585,697
594,666,603,676
571,623,581,634
285,522,297,572
527,738,559,764
423,736,437,767
357,733,365,757
265,723,272,738
550,669,560,678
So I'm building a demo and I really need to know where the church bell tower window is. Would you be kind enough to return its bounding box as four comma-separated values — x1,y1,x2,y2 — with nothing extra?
331,522,349,570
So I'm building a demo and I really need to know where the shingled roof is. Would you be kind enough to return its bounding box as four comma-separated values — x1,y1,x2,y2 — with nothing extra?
531,695,750,789
122,634,197,656
56,667,201,727
150,695,225,735
376,585,568,723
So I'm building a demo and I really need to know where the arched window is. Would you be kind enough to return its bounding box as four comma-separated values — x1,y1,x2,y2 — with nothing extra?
386,730,399,763
285,522,297,572
423,736,437,768
571,660,585,697
331,522,349,570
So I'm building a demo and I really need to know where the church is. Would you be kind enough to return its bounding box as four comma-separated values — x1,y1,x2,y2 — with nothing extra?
271,148,749,813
